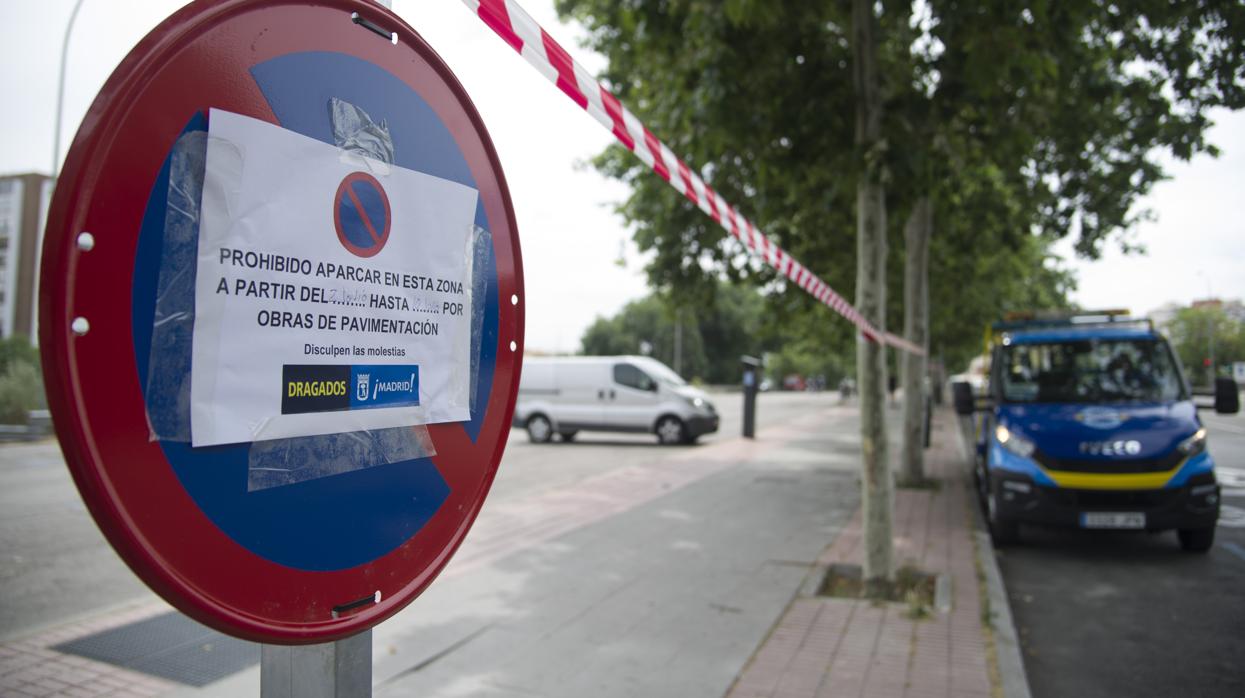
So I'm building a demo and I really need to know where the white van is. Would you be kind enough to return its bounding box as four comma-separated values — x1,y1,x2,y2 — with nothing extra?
513,356,719,444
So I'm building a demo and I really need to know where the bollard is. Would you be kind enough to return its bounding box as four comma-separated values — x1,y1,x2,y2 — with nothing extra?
741,355,761,439
923,393,932,449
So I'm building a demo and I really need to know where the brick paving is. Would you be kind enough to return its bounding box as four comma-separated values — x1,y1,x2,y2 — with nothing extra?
0,413,826,698
0,403,1005,697
0,601,178,698
444,417,810,579
727,408,997,698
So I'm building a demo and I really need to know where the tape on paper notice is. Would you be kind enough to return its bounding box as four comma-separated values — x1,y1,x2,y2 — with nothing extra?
190,109,478,447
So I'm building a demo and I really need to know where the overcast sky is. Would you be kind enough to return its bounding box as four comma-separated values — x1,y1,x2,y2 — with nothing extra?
2,0,1242,353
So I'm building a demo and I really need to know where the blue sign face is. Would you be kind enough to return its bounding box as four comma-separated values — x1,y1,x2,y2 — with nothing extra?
130,51,501,572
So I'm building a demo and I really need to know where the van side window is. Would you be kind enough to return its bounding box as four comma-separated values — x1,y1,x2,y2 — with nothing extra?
614,363,656,391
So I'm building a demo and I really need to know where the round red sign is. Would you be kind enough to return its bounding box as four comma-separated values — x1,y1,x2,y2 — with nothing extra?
40,0,523,643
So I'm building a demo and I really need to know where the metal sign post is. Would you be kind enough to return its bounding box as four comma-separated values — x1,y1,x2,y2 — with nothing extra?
261,630,372,698
40,5,522,692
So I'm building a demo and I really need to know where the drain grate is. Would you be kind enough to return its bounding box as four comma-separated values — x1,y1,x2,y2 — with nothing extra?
53,611,259,687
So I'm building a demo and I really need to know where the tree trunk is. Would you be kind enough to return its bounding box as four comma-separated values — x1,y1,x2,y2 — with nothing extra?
852,0,893,592
900,196,932,485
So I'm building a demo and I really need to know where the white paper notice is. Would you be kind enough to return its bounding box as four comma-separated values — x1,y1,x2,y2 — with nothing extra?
190,109,478,446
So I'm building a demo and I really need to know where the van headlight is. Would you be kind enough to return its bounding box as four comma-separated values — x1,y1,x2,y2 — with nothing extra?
686,396,711,412
995,424,1035,458
1177,428,1207,457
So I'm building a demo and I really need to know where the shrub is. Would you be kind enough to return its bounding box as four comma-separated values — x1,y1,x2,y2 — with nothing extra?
0,359,45,425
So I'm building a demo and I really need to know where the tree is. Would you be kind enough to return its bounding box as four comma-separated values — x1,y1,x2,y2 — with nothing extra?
0,335,44,425
557,0,1243,590
899,198,930,485
1166,306,1245,386
851,0,894,591
557,0,1072,591
581,295,708,381
580,284,770,384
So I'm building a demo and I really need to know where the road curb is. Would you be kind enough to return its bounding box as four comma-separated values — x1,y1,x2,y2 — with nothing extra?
973,526,1031,698
956,415,1031,698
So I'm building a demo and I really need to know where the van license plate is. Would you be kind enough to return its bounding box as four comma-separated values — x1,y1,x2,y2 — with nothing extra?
1080,512,1145,529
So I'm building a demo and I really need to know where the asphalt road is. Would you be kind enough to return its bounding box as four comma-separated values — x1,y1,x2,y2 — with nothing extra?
494,387,829,502
0,440,150,637
996,409,1245,698
0,387,829,639
1,389,865,697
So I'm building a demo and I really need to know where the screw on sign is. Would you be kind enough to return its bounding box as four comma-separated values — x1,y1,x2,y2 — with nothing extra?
39,0,522,644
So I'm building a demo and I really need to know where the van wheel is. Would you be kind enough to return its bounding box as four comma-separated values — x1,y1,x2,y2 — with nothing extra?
655,416,686,445
1177,527,1214,553
990,517,1020,547
526,414,553,443
987,492,1020,546
974,462,990,513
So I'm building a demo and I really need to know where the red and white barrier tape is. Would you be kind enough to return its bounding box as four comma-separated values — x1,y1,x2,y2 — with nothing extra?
459,0,923,356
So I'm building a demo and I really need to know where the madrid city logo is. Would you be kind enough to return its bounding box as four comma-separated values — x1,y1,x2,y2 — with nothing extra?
357,373,371,402
334,171,392,258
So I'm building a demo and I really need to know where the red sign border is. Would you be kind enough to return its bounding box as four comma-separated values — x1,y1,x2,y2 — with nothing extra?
39,0,523,643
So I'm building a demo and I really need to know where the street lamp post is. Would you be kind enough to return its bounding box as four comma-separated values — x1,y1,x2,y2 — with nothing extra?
1198,270,1216,384
52,0,87,178
1208,313,1216,382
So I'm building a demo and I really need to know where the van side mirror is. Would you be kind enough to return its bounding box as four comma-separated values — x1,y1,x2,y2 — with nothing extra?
1215,377,1240,414
952,381,976,416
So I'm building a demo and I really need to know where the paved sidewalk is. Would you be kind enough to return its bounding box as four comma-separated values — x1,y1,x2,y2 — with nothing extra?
0,600,178,697
727,408,1005,698
0,400,1025,697
2,402,859,698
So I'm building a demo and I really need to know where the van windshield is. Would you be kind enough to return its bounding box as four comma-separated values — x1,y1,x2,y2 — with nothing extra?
637,359,687,387
999,338,1186,404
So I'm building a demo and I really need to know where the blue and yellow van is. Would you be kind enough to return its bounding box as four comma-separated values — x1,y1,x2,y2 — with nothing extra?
954,311,1240,552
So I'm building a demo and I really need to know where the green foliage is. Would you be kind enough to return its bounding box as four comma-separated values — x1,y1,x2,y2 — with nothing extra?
1164,306,1245,386
558,0,1243,377
0,334,39,374
580,283,770,384
0,335,44,425
765,335,850,388
580,295,707,381
1019,1,1245,257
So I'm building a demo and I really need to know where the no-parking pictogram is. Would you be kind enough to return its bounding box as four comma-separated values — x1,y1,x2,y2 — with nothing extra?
334,171,392,257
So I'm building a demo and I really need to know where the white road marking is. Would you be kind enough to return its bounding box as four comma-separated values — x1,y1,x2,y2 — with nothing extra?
1222,541,1245,564
1216,467,1245,491
1218,504,1245,529
1203,416,1245,435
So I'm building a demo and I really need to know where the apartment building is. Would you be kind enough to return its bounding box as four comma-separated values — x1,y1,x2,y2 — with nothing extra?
0,173,53,342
